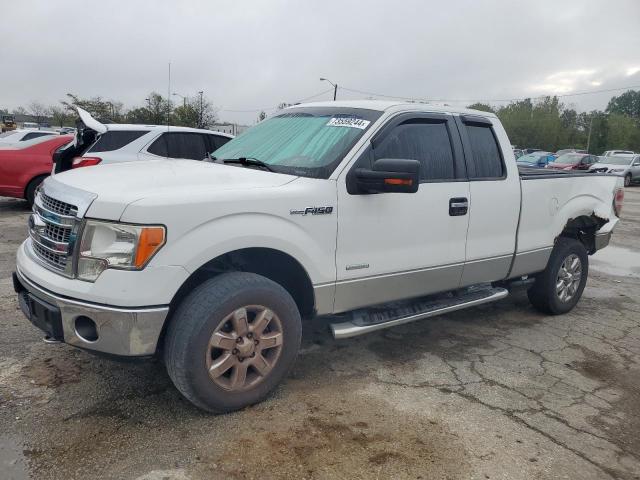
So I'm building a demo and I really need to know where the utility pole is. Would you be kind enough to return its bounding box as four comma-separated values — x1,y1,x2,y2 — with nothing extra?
198,91,204,128
320,77,338,101
586,115,594,153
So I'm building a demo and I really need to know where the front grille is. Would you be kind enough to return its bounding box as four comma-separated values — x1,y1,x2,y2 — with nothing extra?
44,223,71,243
40,192,77,217
32,242,68,270
30,191,79,276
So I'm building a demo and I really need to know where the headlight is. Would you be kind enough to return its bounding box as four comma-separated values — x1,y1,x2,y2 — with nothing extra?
77,220,166,281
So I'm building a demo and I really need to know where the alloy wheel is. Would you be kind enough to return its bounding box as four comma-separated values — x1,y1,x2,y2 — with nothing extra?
556,254,582,302
206,305,283,391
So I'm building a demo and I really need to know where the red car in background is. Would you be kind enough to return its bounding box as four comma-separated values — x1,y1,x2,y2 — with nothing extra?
545,153,599,171
0,135,72,205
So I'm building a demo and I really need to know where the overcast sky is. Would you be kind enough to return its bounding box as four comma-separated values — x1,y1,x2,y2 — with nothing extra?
1,0,639,124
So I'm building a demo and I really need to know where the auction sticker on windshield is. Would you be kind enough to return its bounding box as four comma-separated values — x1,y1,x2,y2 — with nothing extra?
326,117,371,129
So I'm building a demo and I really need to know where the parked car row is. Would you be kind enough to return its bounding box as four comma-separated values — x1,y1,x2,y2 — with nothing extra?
0,107,234,204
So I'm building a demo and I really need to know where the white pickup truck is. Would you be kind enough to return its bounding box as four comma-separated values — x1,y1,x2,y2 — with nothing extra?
14,101,624,413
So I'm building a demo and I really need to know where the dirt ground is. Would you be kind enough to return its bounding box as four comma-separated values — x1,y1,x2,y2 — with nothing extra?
1,189,639,480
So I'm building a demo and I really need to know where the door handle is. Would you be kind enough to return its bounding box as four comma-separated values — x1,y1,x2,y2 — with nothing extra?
449,197,468,216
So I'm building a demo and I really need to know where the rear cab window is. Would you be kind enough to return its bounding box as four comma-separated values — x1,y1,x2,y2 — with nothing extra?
87,130,149,153
459,116,505,179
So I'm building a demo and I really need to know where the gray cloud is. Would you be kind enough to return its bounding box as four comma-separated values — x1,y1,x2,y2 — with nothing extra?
1,0,638,124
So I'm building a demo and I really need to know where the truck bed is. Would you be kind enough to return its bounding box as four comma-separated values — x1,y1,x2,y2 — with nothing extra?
518,166,604,179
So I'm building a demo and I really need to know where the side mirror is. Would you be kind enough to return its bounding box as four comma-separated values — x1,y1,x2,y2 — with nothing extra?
354,158,420,194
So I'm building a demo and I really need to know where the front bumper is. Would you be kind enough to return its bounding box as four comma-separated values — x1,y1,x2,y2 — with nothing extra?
14,267,169,356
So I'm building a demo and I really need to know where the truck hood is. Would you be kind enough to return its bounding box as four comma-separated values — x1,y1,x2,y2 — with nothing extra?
49,159,297,220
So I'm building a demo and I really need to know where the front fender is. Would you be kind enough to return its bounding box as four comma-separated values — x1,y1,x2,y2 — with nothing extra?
156,212,337,286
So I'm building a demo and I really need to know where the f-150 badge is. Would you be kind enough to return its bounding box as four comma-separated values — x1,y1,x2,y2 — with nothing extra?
290,206,334,216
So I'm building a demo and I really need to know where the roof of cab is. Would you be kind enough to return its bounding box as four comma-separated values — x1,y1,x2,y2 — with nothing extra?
290,100,498,118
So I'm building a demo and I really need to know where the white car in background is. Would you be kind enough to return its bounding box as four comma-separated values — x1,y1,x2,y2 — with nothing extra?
0,129,57,144
590,154,640,187
54,108,234,171
603,149,634,157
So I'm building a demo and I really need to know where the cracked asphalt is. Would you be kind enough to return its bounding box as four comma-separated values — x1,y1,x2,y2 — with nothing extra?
1,189,639,480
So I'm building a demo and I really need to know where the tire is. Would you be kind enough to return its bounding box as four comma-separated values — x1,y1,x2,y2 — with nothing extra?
527,237,588,315
164,272,302,413
25,175,47,207
624,174,631,188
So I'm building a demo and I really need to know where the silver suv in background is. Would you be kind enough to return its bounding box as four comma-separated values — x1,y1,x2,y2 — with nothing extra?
590,154,640,187
54,108,233,171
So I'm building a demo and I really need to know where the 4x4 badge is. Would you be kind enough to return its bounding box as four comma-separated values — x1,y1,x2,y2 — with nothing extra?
290,206,334,216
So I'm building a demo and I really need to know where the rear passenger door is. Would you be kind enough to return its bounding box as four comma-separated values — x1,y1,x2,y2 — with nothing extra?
455,116,520,286
334,113,470,312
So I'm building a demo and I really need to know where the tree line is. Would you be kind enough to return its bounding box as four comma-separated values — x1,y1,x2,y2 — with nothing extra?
1,92,219,129
3,89,639,153
468,89,640,154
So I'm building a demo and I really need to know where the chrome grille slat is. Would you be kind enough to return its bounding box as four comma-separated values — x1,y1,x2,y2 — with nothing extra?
40,192,77,217
29,190,79,276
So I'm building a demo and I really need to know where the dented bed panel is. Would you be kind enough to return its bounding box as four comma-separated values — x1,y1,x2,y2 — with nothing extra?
516,174,621,259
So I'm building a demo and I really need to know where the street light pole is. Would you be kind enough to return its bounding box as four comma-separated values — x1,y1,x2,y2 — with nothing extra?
198,91,204,128
172,92,187,108
320,78,338,101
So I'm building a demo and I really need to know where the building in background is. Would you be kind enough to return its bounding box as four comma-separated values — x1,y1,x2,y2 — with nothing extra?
210,123,250,136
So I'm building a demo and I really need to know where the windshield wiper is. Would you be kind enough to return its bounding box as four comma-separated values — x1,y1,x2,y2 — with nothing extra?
221,157,274,172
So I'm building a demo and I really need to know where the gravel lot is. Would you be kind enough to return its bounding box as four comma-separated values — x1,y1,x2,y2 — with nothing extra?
1,189,639,480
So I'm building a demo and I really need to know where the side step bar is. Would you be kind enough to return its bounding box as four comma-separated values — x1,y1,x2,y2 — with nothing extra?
330,286,508,339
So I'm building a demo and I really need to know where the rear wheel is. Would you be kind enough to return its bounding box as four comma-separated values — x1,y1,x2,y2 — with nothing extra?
528,237,588,315
25,175,47,206
624,174,631,187
164,272,302,413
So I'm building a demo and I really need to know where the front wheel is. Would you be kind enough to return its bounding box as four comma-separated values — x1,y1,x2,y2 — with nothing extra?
527,237,588,315
624,174,631,188
164,272,302,413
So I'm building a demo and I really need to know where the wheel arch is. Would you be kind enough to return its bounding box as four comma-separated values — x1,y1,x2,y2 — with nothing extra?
23,173,49,201
158,247,317,353
557,213,607,254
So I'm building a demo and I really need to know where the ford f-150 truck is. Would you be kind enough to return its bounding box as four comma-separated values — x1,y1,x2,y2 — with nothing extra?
13,101,624,413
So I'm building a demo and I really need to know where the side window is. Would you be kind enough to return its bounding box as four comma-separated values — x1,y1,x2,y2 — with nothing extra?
147,134,168,157
87,131,148,152
373,120,455,181
210,134,231,150
165,132,208,160
465,125,504,179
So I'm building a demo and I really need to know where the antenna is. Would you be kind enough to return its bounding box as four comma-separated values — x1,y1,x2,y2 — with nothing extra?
167,62,171,130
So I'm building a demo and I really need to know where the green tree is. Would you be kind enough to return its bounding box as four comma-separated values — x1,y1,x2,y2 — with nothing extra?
49,105,72,127
172,102,199,127
606,90,640,119
61,93,124,122
467,103,495,113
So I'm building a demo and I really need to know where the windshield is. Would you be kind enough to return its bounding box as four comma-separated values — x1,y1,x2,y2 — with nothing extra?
553,153,584,165
599,156,634,166
518,153,547,163
211,107,382,179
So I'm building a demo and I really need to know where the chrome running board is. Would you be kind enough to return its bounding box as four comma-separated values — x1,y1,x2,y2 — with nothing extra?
330,286,508,339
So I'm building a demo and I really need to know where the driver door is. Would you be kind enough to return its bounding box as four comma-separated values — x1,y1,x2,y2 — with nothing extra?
334,113,470,313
